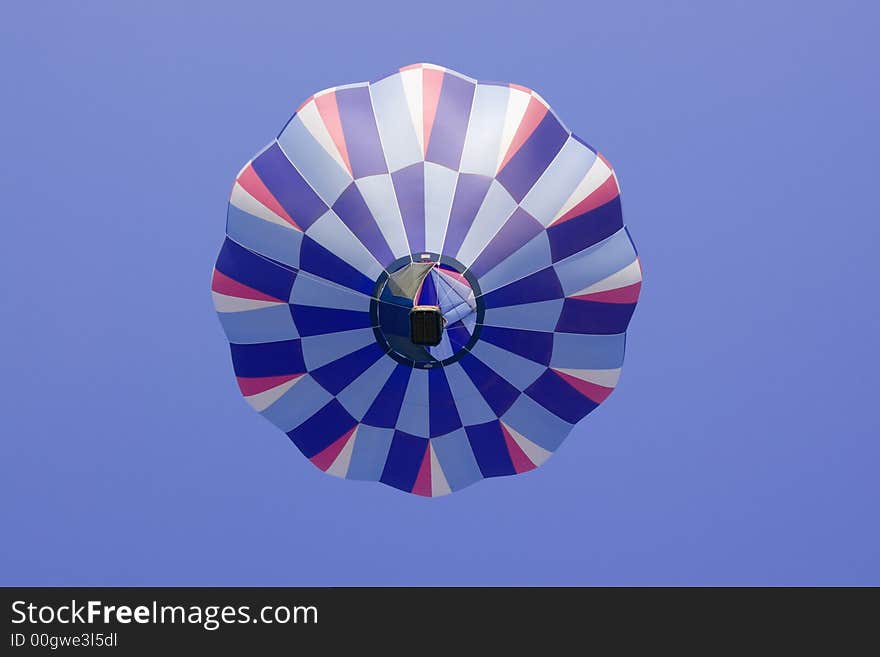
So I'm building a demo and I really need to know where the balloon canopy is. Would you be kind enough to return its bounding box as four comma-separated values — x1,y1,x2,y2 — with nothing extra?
212,64,641,496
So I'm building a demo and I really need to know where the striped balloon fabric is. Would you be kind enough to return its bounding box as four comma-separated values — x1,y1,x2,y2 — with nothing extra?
212,64,641,496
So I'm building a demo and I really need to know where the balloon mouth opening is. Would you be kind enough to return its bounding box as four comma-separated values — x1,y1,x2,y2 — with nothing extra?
409,306,446,346
370,253,485,368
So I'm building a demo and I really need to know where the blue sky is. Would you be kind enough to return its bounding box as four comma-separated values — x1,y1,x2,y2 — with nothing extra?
1,1,877,585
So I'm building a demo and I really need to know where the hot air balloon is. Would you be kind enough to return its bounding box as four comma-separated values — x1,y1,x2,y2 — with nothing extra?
212,64,641,496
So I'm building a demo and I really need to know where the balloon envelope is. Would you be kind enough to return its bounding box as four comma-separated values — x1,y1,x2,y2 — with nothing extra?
212,63,641,496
